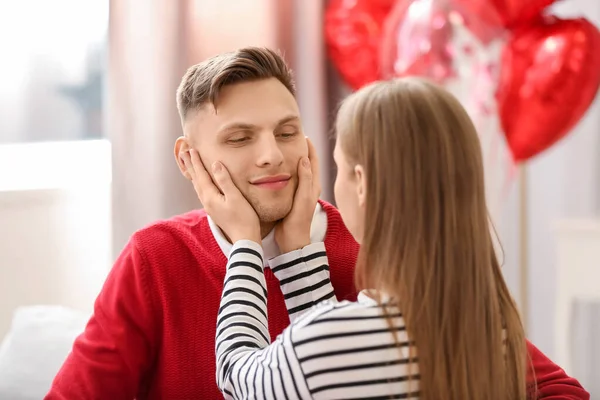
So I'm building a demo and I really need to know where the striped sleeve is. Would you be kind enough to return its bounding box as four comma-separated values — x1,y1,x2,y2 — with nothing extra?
216,240,311,400
269,242,337,322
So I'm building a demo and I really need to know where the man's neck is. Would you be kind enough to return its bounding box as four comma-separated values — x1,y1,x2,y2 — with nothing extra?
219,221,277,244
260,221,277,240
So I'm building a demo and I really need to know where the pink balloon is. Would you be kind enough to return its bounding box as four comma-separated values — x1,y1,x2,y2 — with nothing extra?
379,0,503,84
380,0,453,83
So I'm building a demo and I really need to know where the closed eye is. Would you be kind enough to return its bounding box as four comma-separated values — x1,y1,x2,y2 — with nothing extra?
228,137,250,144
277,128,299,139
225,131,253,145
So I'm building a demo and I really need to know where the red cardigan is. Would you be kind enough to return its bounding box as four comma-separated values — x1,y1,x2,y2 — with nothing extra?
46,201,588,399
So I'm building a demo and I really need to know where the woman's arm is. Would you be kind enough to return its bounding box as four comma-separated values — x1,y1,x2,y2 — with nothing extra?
269,242,337,322
216,240,311,400
217,241,418,400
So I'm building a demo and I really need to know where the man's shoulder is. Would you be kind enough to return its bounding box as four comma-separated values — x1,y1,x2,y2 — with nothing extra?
137,208,207,234
115,208,224,283
128,209,211,253
318,199,357,245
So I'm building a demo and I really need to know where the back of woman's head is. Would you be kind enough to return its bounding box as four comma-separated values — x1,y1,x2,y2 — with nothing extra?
335,78,528,400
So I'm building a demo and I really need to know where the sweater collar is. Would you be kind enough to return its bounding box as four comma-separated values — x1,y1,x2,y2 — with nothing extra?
207,202,327,267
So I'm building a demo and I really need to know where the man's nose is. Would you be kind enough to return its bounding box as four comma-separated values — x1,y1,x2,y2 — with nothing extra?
256,135,284,167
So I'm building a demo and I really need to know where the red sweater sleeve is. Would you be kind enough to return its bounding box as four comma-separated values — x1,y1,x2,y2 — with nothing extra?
45,237,158,400
528,340,589,400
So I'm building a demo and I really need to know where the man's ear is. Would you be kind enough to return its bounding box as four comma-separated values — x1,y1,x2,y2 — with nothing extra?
174,136,192,180
354,164,367,208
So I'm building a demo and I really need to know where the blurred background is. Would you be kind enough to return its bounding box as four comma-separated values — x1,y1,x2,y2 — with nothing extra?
0,0,598,398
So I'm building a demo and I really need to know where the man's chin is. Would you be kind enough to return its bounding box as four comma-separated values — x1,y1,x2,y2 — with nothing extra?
252,201,293,223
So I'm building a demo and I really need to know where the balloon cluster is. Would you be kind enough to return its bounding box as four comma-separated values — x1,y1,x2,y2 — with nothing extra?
325,0,600,162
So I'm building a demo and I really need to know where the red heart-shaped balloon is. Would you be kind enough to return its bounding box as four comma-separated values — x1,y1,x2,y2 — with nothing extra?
492,0,556,29
497,16,600,161
454,0,556,30
324,0,392,90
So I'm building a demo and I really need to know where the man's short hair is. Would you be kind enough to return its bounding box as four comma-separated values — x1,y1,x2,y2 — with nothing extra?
176,47,296,120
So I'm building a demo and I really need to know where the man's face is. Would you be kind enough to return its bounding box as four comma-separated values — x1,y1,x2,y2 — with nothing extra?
183,78,307,222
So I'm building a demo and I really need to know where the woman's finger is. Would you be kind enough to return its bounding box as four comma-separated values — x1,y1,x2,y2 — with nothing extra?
181,150,196,180
211,162,242,200
294,157,313,203
186,149,221,202
306,138,321,197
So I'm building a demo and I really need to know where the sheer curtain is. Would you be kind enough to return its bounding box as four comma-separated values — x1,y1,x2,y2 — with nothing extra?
108,0,192,254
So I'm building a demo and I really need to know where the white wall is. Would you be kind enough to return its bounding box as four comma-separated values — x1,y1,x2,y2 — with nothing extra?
498,0,600,358
0,141,112,338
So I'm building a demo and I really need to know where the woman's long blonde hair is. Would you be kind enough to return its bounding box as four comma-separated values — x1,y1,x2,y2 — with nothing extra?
336,78,528,399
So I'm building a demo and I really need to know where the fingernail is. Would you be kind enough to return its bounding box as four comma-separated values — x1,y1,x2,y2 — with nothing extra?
212,162,222,173
302,158,310,168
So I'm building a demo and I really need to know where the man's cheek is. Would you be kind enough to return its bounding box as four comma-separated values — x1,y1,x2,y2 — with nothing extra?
290,146,308,166
219,163,245,190
288,134,308,158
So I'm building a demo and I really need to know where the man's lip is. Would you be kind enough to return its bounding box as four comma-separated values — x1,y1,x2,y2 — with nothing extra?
251,175,291,185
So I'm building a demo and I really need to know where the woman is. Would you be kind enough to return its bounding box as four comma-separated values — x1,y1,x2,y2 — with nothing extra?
185,77,528,399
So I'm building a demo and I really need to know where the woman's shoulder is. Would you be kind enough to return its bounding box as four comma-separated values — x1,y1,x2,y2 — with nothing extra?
286,299,417,394
290,300,406,341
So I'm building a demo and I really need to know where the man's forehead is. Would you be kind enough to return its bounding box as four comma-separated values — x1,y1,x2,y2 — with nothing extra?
217,79,298,113
184,78,300,134
216,114,300,132
184,106,301,138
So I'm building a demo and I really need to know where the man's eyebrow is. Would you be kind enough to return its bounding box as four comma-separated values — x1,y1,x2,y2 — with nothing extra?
276,115,301,126
217,115,301,135
217,122,258,134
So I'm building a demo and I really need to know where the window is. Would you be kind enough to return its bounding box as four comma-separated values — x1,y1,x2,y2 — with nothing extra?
0,1,108,144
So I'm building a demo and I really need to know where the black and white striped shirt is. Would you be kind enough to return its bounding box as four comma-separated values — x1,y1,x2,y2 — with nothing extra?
216,240,420,399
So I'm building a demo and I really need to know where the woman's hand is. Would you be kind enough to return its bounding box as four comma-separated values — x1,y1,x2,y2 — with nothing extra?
275,138,321,253
182,149,261,244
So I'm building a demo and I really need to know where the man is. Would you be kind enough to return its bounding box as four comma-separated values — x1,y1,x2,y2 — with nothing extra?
46,47,588,399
